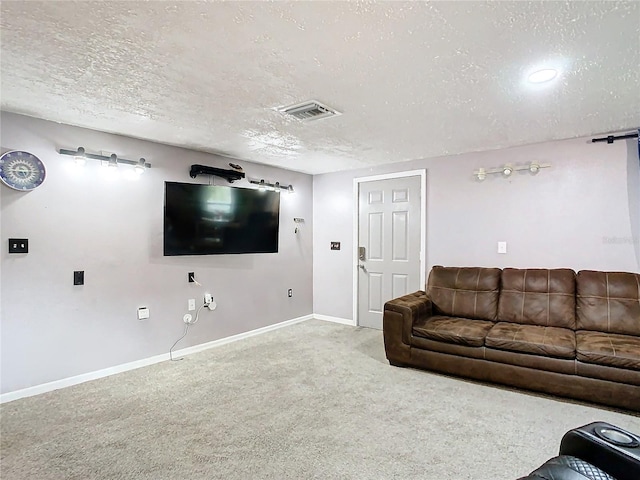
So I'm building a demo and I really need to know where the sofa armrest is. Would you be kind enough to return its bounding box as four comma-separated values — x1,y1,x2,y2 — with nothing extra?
383,291,432,366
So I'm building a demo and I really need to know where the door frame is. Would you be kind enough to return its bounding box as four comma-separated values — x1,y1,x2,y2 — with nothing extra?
352,169,427,326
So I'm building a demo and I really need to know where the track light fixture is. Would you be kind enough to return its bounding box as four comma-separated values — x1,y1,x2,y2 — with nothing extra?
474,162,551,181
249,179,294,193
59,147,151,172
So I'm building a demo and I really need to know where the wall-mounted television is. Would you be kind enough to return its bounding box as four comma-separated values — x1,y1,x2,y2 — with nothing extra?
164,181,280,256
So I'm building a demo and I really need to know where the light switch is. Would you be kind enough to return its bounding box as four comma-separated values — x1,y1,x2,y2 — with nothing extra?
74,271,84,285
497,241,507,254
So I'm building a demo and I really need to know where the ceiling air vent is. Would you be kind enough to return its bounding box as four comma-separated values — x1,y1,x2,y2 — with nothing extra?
276,100,341,121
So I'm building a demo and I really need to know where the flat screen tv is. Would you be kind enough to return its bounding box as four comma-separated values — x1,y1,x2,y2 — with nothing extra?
164,181,280,256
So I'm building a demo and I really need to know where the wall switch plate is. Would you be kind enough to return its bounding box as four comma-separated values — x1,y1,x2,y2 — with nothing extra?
330,242,341,250
188,299,196,311
497,241,507,254
137,307,150,320
8,238,28,253
73,271,84,285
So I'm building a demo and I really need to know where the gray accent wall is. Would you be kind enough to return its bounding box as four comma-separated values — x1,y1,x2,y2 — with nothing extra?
0,112,313,394
313,136,639,321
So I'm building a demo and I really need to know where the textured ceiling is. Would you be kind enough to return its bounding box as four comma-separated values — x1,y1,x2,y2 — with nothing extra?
1,1,639,174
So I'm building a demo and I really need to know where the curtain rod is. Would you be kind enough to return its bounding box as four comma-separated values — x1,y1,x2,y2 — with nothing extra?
591,132,638,144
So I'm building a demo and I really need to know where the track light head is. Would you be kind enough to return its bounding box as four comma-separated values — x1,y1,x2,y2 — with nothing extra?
134,158,146,174
74,147,87,166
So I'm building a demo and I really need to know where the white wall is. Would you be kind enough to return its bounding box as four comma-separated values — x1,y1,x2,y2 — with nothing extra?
313,136,640,320
0,112,313,394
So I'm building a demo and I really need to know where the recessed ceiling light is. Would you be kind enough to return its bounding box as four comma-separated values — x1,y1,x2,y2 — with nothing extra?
528,68,558,84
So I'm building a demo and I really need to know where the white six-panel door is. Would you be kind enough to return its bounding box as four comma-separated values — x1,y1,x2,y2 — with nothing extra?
357,175,422,329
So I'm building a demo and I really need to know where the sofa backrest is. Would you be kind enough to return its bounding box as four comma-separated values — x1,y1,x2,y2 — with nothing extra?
427,266,501,321
576,270,640,336
498,268,576,329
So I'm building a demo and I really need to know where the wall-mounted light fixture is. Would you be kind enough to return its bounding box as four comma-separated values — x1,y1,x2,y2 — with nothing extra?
59,147,151,173
474,162,550,181
249,179,294,193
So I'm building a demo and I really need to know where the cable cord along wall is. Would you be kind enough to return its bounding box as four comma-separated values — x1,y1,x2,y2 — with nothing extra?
169,294,217,361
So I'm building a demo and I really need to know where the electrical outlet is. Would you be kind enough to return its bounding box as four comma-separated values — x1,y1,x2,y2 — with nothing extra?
137,307,150,320
204,293,213,304
188,299,196,311
497,241,507,254
74,271,84,285
288,289,293,297
188,272,195,283
8,238,28,254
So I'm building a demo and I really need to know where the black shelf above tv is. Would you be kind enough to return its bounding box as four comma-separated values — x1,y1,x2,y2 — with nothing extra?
189,164,245,183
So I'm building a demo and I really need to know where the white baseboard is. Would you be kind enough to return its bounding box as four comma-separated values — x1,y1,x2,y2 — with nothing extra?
171,314,312,357
0,314,313,404
313,314,356,326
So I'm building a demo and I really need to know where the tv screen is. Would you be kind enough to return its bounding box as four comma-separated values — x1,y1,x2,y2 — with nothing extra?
164,182,280,256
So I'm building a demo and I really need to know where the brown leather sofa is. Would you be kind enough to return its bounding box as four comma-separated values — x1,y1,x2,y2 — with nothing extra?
383,266,640,411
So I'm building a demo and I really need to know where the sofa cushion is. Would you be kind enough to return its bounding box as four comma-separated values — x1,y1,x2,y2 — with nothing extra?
576,270,640,336
498,268,576,329
576,330,640,370
412,315,494,347
485,322,576,359
484,348,576,375
427,266,501,321
576,360,640,386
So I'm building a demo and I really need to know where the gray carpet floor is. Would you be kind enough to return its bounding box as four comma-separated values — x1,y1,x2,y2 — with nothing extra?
1,320,639,480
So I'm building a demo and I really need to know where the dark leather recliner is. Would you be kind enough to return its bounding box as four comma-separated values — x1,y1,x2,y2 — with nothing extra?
520,456,615,480
518,422,640,480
